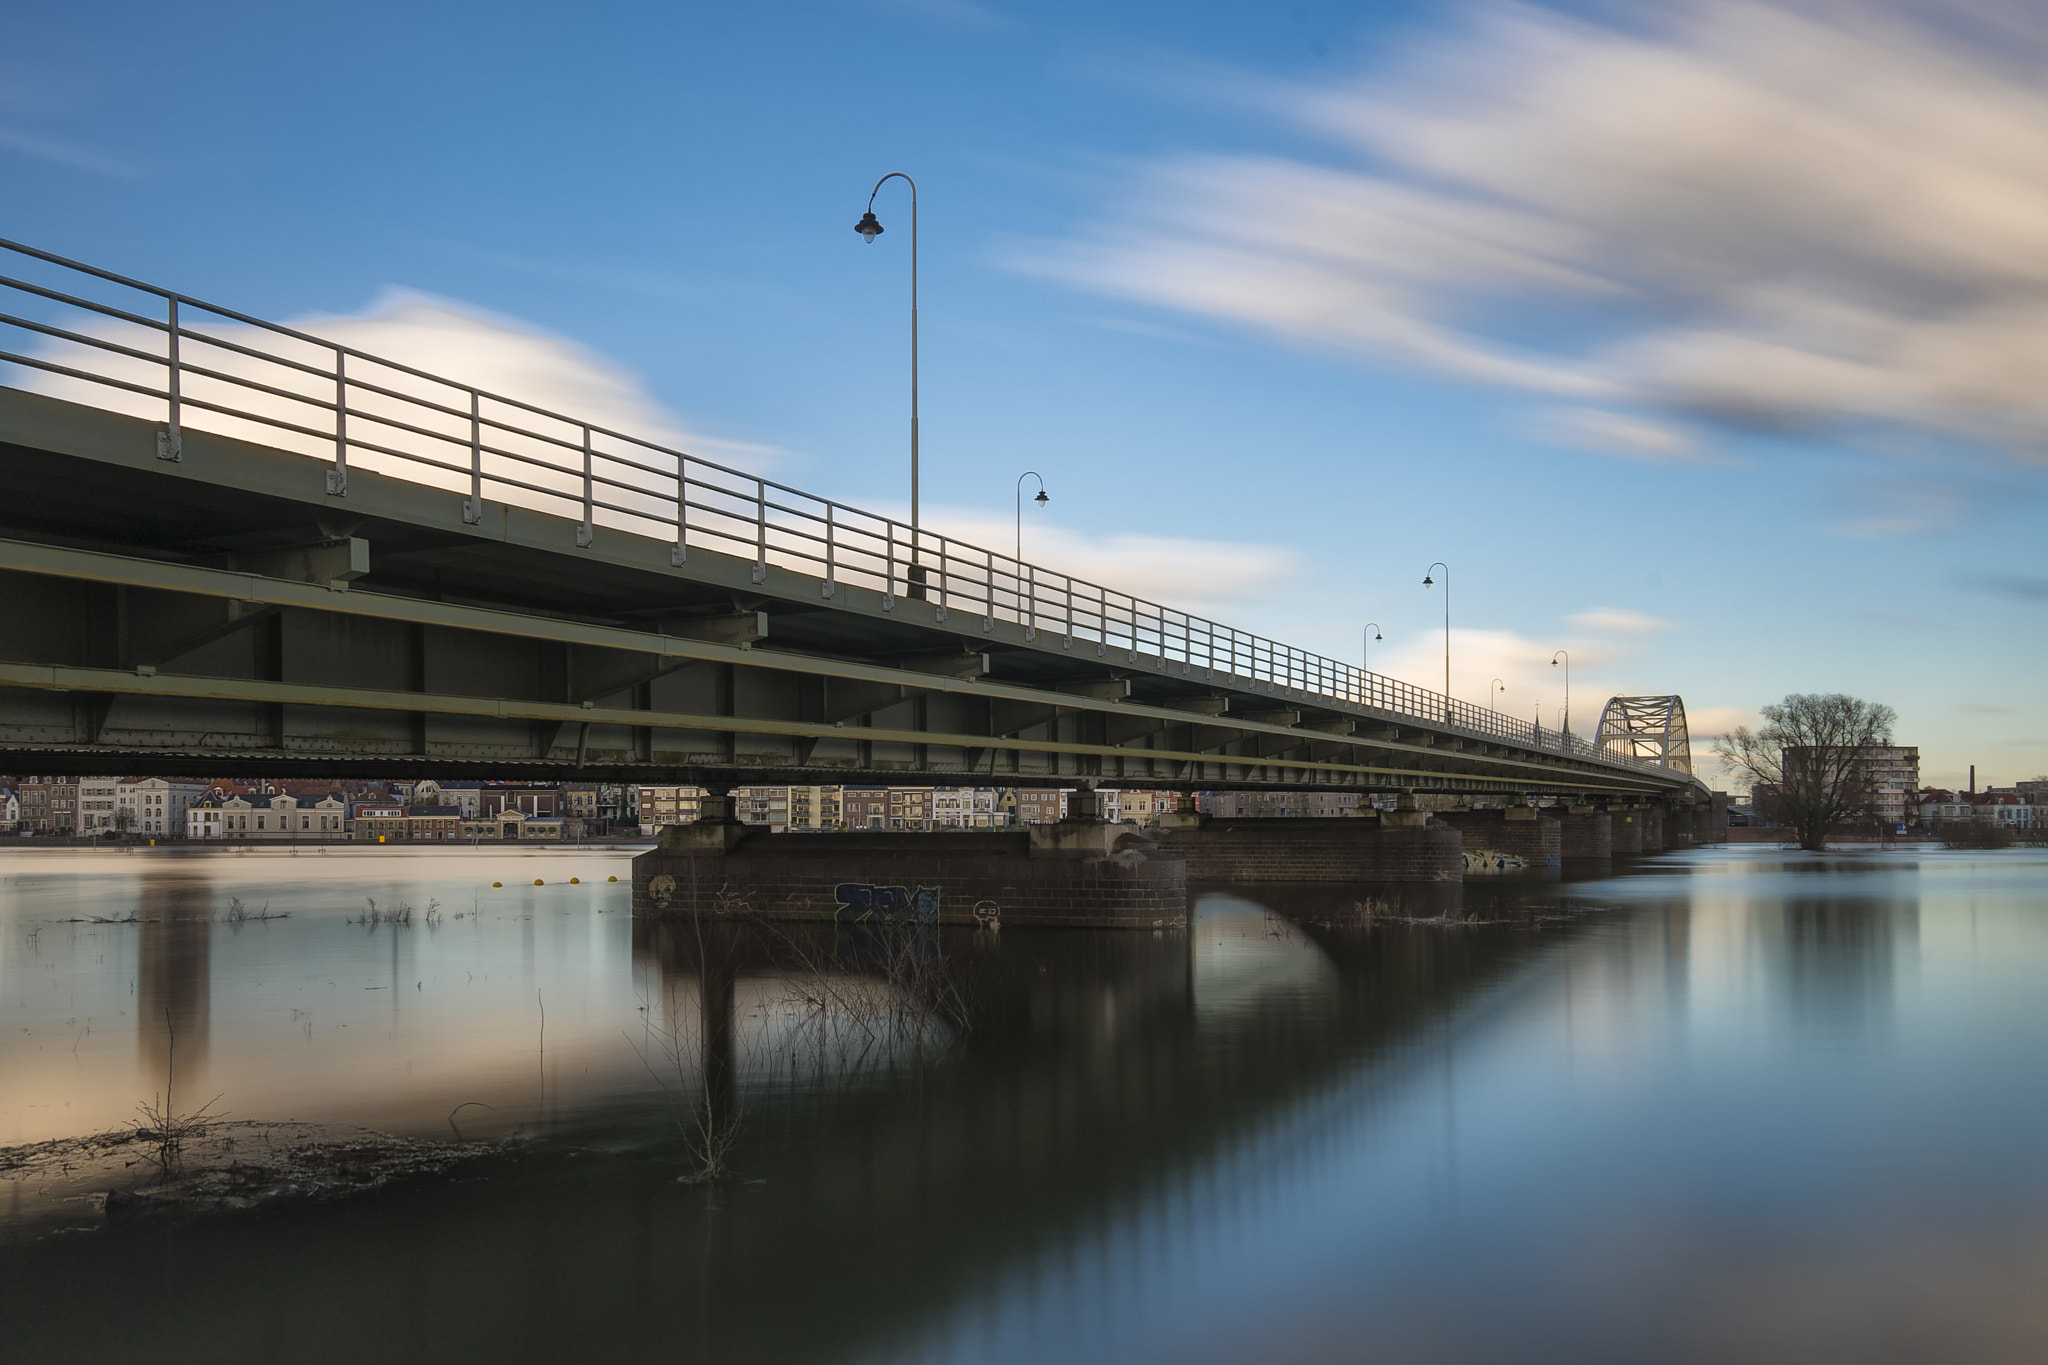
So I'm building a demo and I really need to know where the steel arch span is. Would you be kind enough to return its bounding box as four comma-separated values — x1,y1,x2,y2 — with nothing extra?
1595,696,1691,774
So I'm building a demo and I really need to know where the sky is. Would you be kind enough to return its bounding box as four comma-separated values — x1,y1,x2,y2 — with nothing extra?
5,0,2045,790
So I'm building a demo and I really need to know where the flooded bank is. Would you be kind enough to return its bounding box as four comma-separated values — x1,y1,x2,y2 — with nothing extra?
7,845,2048,1362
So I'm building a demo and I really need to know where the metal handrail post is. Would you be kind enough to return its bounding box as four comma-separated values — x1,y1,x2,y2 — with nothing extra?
671,456,687,567
462,389,482,524
576,427,595,547
157,297,181,462
823,503,836,598
752,478,767,583
326,348,347,496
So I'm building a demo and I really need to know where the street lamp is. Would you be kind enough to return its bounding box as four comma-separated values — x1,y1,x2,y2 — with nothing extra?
1362,622,1382,674
854,172,923,594
1551,650,1570,750
1015,470,1047,560
1422,563,1449,721
1491,677,1506,710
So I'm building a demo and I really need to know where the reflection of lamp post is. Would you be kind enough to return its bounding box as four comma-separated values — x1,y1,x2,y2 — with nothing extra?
1551,650,1570,749
1015,470,1047,560
1363,622,1382,674
1422,563,1449,721
854,172,924,596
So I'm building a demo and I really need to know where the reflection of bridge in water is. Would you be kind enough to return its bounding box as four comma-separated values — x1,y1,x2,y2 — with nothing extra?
4,863,1930,1363
622,888,1600,1363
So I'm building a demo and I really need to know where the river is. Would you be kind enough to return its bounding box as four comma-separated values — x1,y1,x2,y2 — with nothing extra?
4,843,2047,1363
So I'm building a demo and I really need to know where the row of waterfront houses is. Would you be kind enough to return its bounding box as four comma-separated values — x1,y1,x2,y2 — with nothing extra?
637,785,1187,834
2,777,1191,840
1915,781,2048,829
0,777,628,841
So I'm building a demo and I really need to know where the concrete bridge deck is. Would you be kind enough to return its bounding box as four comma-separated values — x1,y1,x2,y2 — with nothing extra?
0,238,1704,802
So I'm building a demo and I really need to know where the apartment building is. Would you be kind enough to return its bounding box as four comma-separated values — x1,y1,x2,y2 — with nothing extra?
637,785,703,835
1201,790,1361,819
1782,745,1920,828
191,791,351,839
930,787,1003,828
77,777,123,832
841,787,889,829
785,785,843,830
1012,789,1068,824
887,787,934,830
119,778,206,837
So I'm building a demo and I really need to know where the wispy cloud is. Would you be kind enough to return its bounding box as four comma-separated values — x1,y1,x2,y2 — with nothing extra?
13,289,781,504
1568,608,1673,635
0,125,141,179
1978,573,2048,601
1533,406,1703,463
920,506,1300,619
1022,2,2048,462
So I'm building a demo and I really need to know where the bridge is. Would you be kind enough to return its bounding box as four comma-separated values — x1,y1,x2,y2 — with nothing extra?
0,237,1703,804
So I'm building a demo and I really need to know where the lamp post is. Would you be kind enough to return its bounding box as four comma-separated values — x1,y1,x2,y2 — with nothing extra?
1551,650,1570,750
1491,677,1506,710
1362,623,1382,674
1422,563,1449,721
854,172,922,594
1015,470,1047,560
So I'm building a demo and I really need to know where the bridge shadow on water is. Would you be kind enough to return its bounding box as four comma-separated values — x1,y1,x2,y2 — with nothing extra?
2,867,1644,1365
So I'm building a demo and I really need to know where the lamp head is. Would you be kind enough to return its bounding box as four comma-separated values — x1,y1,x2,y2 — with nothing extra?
1374,631,1382,641
855,211,884,243
1034,489,1049,507
1422,574,1433,586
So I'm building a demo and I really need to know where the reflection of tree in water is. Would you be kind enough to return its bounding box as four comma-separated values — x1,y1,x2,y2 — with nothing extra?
1770,893,1919,1034
137,873,212,1092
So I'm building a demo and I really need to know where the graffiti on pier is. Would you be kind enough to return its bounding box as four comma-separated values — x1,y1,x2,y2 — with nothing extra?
835,883,941,926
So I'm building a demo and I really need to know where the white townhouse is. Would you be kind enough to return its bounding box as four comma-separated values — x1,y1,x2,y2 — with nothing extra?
187,791,349,839
117,778,205,838
78,777,123,832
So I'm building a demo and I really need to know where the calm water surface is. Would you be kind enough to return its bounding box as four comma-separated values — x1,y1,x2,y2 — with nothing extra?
4,843,2048,1362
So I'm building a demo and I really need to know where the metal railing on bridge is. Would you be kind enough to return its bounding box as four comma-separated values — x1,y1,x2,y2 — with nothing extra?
0,237,1668,775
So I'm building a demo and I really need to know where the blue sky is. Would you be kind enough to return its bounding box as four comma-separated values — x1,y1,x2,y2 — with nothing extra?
6,0,2045,789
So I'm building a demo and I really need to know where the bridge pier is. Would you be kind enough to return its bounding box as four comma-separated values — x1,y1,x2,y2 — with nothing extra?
1553,806,1613,861
631,816,1188,929
1433,807,1561,872
1150,804,1464,883
1608,804,1646,855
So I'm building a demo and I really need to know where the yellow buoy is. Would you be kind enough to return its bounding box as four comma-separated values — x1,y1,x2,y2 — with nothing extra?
491,881,502,888
534,878,544,886
569,877,580,884
607,875,618,882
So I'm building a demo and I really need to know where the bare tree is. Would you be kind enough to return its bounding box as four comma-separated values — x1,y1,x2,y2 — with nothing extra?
111,807,136,838
1714,693,1897,851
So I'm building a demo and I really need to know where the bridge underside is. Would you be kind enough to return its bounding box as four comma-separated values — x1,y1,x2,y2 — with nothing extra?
0,390,1695,799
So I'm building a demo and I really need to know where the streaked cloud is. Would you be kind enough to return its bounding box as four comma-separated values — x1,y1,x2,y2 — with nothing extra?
920,507,1302,619
1023,1,2048,461
1568,608,1673,636
0,125,140,178
1687,702,1760,735
14,287,777,471
1533,406,1701,462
